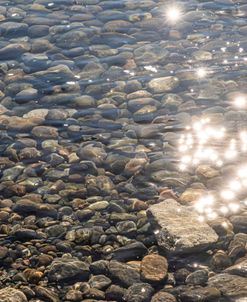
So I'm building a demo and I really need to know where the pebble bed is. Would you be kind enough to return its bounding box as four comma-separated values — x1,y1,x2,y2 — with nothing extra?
0,0,247,301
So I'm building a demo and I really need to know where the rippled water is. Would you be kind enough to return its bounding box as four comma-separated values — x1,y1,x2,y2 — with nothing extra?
1,0,247,301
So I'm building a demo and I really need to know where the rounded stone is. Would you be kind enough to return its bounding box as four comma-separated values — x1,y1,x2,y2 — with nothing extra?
0,288,27,302
147,77,180,93
151,291,177,302
141,254,168,282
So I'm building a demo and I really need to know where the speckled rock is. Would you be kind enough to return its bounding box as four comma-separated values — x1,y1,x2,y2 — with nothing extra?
151,292,177,302
208,273,247,300
124,283,154,302
140,254,168,282
148,199,218,254
47,256,90,283
0,288,27,302
147,77,179,93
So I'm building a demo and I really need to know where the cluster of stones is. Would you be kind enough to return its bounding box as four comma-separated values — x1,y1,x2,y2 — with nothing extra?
0,0,247,301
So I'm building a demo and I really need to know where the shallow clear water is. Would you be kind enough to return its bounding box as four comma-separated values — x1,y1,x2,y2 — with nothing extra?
0,0,247,301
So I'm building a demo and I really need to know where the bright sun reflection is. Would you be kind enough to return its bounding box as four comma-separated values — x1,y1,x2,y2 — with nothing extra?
196,67,207,78
233,95,247,108
178,117,247,220
165,5,183,24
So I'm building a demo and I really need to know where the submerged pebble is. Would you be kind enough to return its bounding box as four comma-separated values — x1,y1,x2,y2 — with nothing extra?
0,0,246,300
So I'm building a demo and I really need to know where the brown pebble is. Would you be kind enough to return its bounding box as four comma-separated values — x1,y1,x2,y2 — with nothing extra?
141,254,168,282
23,268,43,284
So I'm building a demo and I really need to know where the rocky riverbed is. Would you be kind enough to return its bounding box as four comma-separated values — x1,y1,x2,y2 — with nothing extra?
0,0,247,301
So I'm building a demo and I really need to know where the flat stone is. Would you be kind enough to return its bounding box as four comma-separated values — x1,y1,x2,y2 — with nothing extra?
113,242,148,262
13,199,57,218
31,126,58,139
148,199,218,254
34,286,59,302
0,43,29,60
179,286,221,302
208,273,247,300
0,22,28,37
0,288,27,302
224,259,247,277
108,260,141,288
47,256,90,283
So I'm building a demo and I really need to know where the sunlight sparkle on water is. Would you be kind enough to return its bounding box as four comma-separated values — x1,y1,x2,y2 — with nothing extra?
165,5,183,24
178,117,247,220
196,67,207,78
234,95,247,108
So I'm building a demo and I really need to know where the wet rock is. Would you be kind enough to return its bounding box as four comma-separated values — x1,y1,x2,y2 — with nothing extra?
113,242,148,261
46,224,66,238
208,273,247,300
86,175,115,196
47,256,90,283
0,247,8,259
28,25,49,37
140,254,168,283
79,62,105,79
13,228,41,241
65,289,83,301
105,285,126,302
0,43,29,59
185,270,208,285
0,115,43,131
89,275,112,290
108,260,141,287
55,29,88,49
179,188,205,204
23,269,44,284
77,144,107,165
196,165,220,179
0,22,28,37
15,88,38,103
151,292,177,302
19,147,41,160
192,50,213,61
13,199,57,218
0,288,27,302
224,258,247,277
116,220,137,235
134,44,169,65
88,201,109,211
228,233,247,260
31,126,58,139
147,77,179,93
34,286,59,302
84,287,105,299
74,95,96,108
210,250,232,271
148,199,218,254
124,283,154,302
179,286,221,302
229,214,247,233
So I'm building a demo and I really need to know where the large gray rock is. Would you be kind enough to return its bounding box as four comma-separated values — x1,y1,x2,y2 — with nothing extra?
47,257,90,283
0,288,27,302
224,259,247,277
108,260,141,288
208,273,247,300
148,199,218,254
